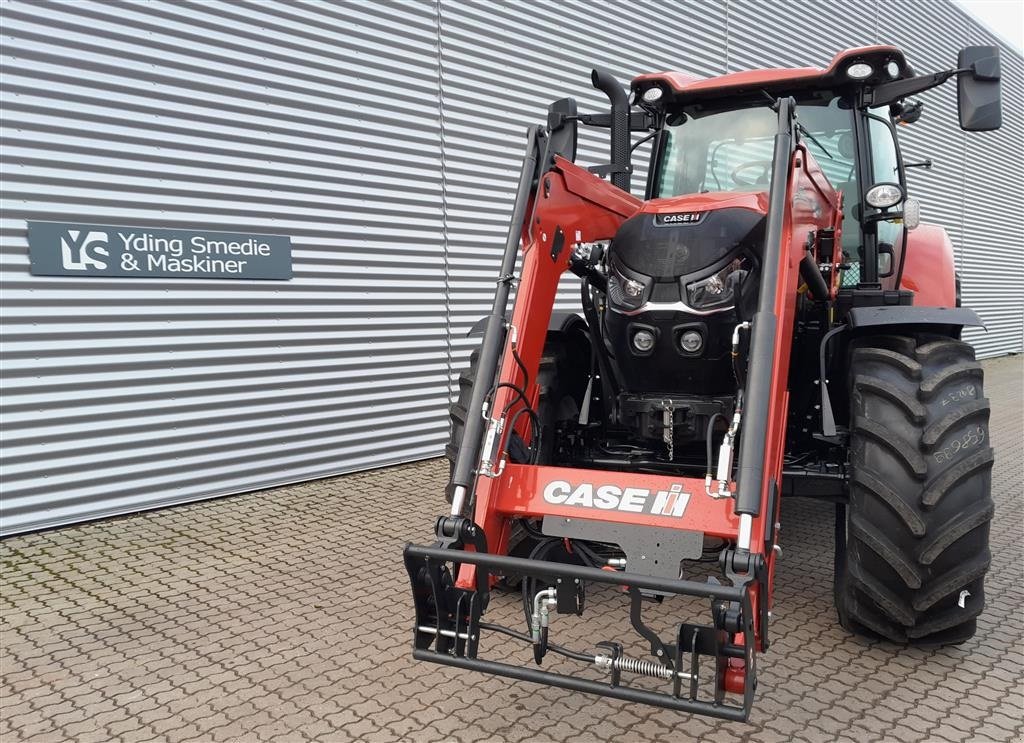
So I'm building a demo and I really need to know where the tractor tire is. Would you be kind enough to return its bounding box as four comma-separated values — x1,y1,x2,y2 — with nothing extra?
835,334,994,645
445,331,586,506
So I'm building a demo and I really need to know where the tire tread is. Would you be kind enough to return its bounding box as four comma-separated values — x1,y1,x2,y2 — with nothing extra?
836,334,993,646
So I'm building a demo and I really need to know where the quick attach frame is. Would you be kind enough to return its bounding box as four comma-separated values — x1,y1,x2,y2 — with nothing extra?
404,525,757,722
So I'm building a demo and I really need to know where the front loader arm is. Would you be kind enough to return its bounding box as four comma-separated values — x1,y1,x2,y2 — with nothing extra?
465,153,640,574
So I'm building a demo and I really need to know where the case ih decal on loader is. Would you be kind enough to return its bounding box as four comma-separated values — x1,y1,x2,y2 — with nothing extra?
404,46,1001,720
542,479,692,517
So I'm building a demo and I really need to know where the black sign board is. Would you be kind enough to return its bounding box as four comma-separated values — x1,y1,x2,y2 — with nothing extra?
28,222,292,280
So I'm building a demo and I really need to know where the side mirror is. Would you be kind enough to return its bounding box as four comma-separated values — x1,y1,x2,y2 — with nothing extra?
546,97,578,162
957,46,1002,131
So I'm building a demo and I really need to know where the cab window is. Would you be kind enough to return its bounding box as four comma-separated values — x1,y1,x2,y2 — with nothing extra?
868,113,900,184
657,98,861,276
657,105,778,196
656,98,856,201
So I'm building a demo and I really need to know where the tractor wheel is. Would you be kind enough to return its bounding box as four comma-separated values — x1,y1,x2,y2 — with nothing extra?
835,334,994,645
445,330,587,507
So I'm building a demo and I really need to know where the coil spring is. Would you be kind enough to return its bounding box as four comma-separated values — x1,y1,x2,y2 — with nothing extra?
612,656,675,680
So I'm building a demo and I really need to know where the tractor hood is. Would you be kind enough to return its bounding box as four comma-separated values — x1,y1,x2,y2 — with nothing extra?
639,190,770,218
602,191,766,394
608,192,767,302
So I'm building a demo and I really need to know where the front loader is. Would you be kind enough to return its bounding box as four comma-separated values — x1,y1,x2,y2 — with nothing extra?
404,45,1002,721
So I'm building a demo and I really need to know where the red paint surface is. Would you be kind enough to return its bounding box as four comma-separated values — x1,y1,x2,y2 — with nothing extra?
900,223,957,307
494,464,741,538
640,191,769,215
633,45,907,97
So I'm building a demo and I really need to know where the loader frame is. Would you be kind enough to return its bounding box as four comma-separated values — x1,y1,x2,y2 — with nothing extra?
403,97,831,720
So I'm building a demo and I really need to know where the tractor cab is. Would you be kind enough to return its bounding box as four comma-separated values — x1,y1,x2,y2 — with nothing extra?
627,45,1001,291
652,95,868,274
581,45,1002,443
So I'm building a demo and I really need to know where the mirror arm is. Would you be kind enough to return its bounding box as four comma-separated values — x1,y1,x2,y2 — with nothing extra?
863,211,902,225
629,130,658,153
864,70,956,107
576,111,657,131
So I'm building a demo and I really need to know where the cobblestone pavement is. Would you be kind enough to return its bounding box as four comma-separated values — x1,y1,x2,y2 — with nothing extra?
2,356,1022,743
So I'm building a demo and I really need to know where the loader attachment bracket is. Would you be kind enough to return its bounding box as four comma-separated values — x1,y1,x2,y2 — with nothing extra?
405,517,491,657
403,541,757,722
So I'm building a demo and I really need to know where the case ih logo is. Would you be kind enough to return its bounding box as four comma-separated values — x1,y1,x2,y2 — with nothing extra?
542,480,691,518
658,212,703,225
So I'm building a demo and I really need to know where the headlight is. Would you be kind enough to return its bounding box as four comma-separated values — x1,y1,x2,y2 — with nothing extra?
632,329,656,352
607,261,650,311
903,197,921,230
685,257,749,310
847,62,873,80
679,330,703,354
641,86,663,103
865,183,904,209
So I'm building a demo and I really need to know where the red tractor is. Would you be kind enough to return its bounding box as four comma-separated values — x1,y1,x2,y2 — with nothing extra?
404,45,1002,720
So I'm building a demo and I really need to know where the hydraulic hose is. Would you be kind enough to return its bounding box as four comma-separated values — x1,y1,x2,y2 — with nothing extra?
580,279,620,405
800,252,830,301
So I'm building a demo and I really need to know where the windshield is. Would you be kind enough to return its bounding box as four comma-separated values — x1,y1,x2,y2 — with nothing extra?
656,97,856,197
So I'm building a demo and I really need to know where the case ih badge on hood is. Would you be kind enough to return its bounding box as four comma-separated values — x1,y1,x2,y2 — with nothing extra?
404,45,1000,722
657,211,703,225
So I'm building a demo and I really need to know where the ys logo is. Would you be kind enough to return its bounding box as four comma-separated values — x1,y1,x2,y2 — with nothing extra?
60,230,109,271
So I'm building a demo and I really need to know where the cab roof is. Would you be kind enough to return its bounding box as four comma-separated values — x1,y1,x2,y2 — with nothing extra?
632,46,914,104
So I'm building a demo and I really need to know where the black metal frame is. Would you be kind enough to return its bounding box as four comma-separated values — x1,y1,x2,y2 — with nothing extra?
404,535,756,722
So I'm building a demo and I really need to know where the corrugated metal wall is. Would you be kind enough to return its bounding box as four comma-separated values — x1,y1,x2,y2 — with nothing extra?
2,0,1020,534
1,0,449,534
961,13,1024,357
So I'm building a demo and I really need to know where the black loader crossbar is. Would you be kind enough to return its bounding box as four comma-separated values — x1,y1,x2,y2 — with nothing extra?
404,533,757,721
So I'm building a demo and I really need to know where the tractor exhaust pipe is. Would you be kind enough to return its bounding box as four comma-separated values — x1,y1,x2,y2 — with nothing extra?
591,68,631,192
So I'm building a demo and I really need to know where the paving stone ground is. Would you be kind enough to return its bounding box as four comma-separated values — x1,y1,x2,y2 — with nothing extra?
2,355,1022,743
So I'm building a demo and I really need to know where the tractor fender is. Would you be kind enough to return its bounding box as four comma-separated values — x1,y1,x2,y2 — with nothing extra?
846,305,984,338
899,223,957,307
820,305,984,432
466,311,586,337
